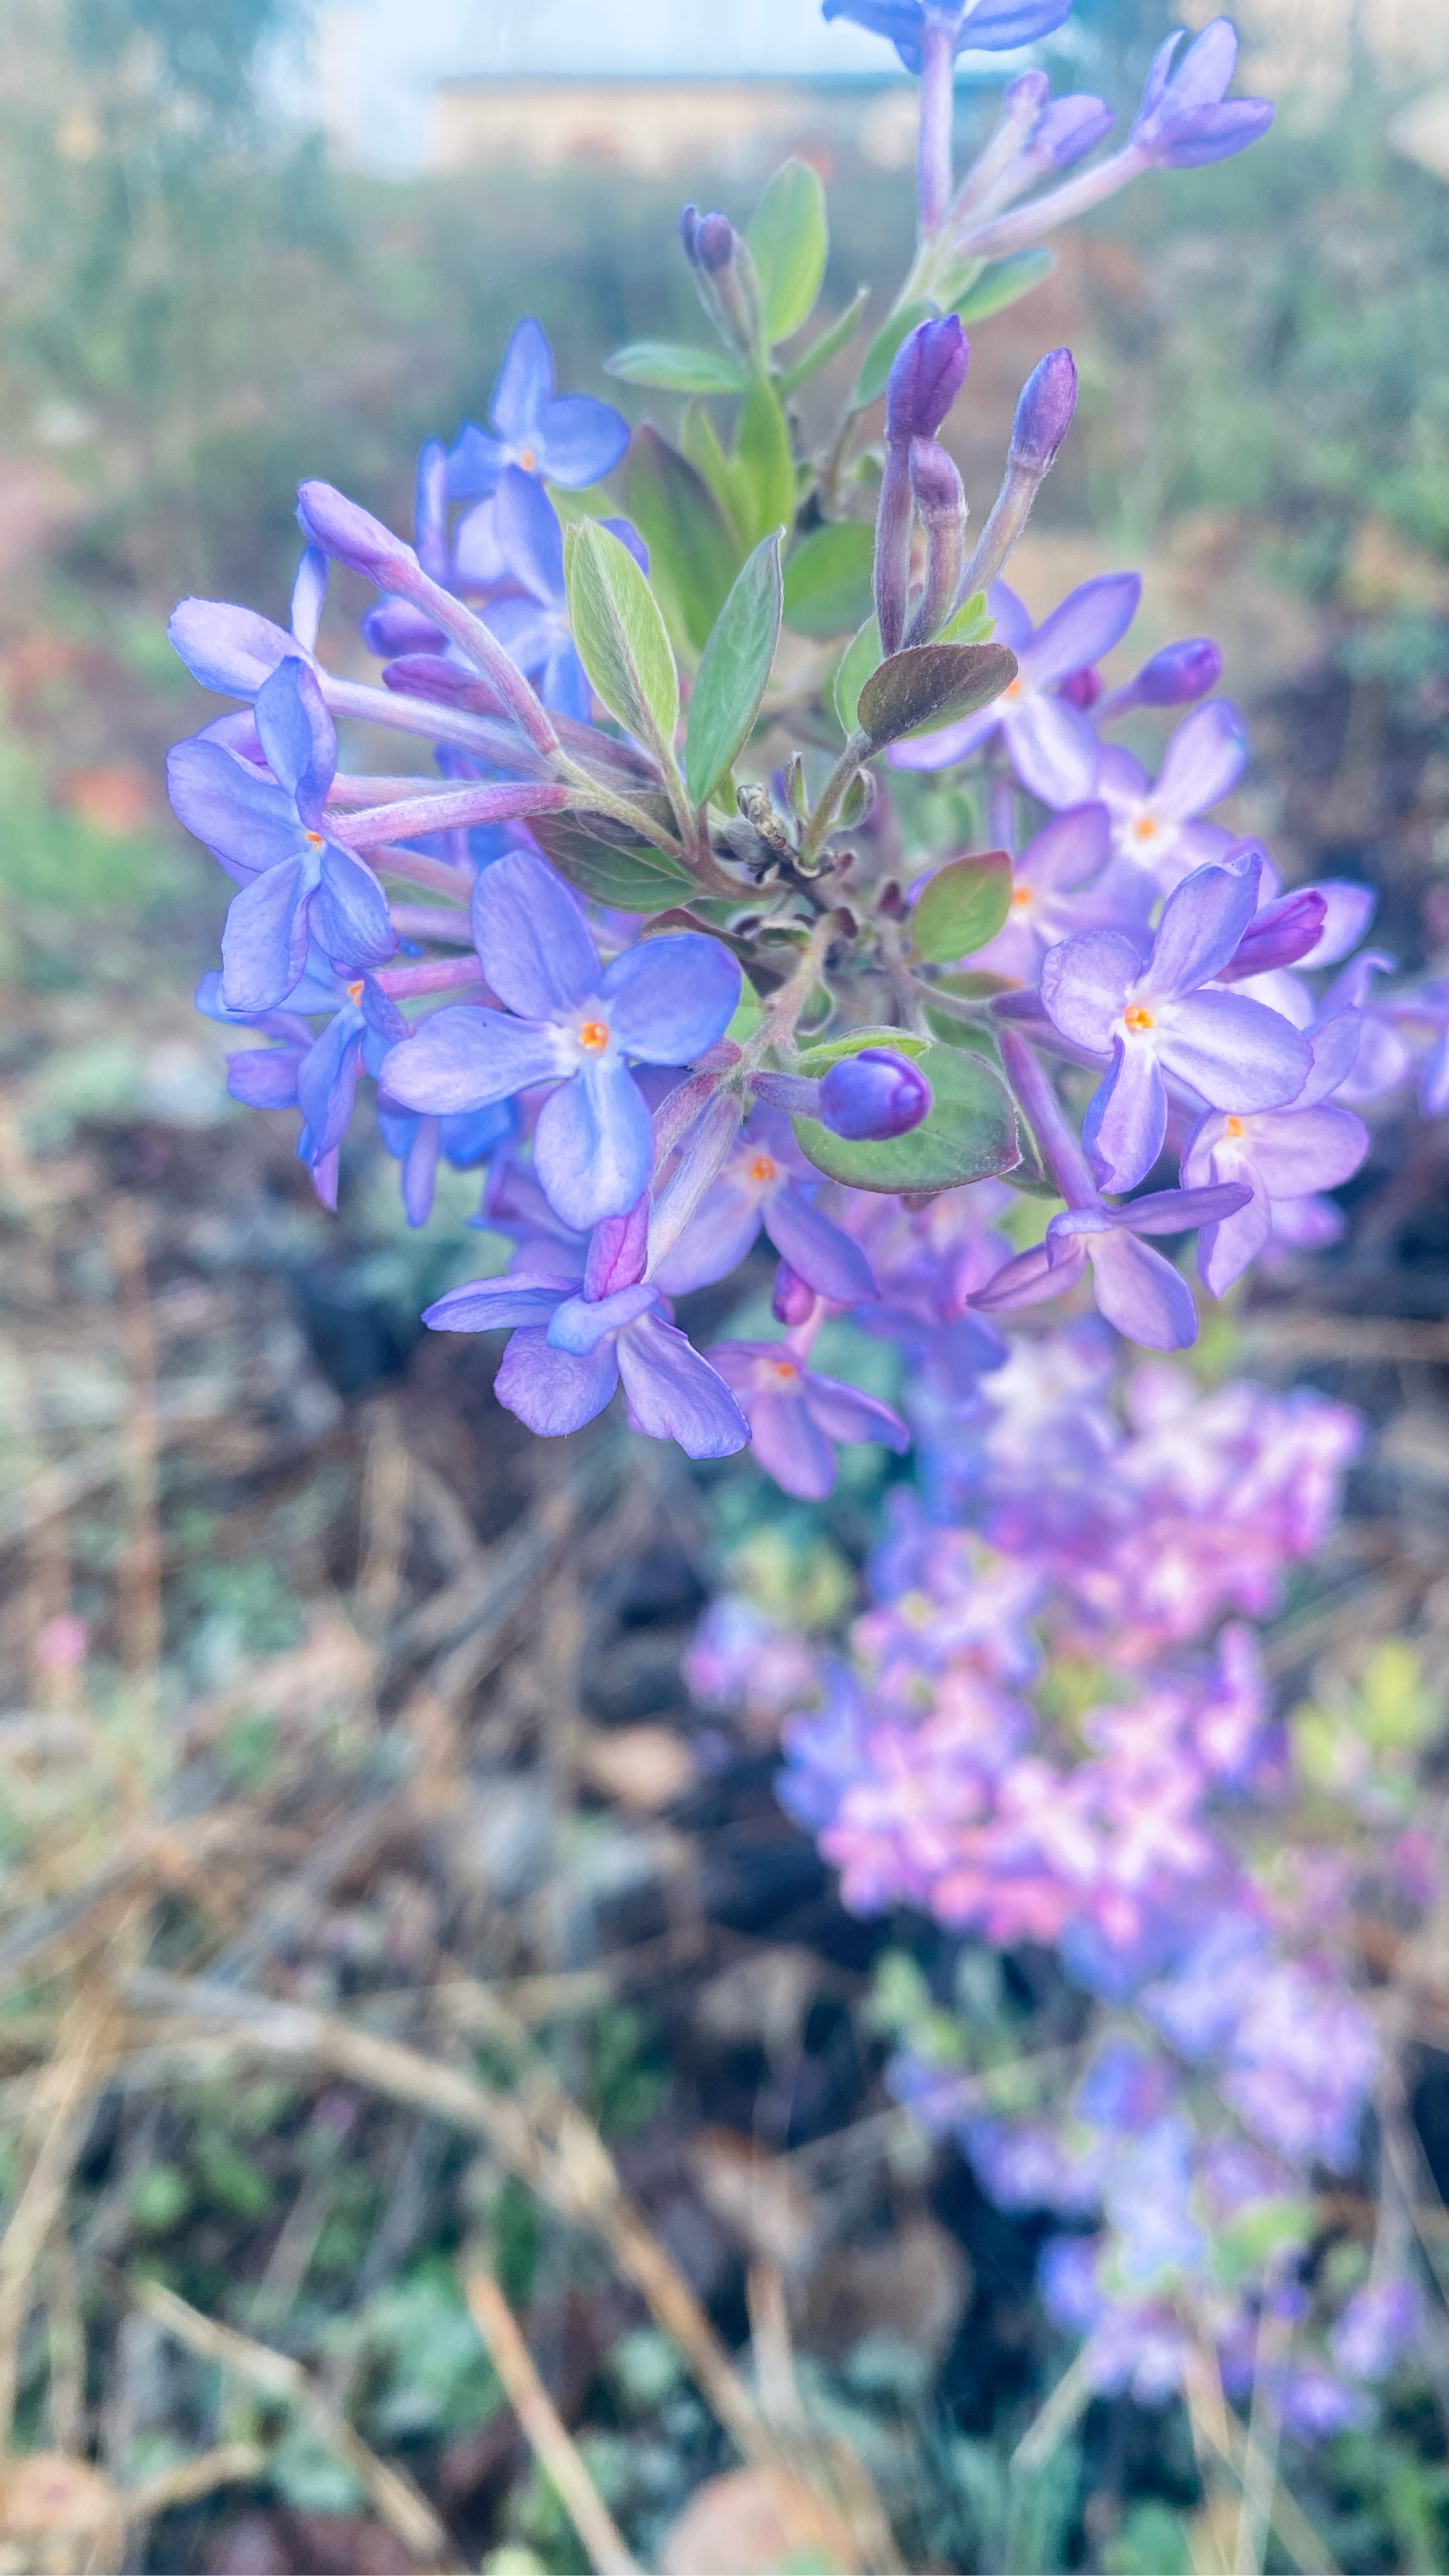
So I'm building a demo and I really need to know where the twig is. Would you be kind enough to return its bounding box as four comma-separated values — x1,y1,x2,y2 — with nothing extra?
134,2278,456,2567
1180,2343,1342,2576
462,2269,643,2576
46,2226,85,2455
0,1992,117,2443
1010,2346,1094,2474
120,2441,267,2521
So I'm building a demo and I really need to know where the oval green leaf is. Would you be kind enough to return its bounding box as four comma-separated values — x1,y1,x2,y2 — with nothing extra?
747,159,829,346
856,642,1017,749
833,614,882,738
606,340,749,394
530,808,694,914
782,521,876,640
911,849,1014,963
685,530,785,806
937,589,993,645
796,1024,931,1072
792,1043,1020,1193
622,427,741,658
733,380,796,553
564,519,680,760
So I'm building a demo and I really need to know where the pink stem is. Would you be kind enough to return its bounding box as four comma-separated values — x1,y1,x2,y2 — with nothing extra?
387,905,475,945
372,955,485,999
331,782,568,850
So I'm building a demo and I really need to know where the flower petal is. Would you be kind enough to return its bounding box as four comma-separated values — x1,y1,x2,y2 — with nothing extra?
296,1014,364,1158
314,844,397,971
1085,1229,1198,1348
168,600,296,698
537,393,630,488
1004,690,1101,806
490,317,554,442
423,1274,576,1331
491,464,564,606
1151,701,1246,821
747,1389,838,1498
600,932,741,1062
764,1184,879,1303
616,1313,749,1458
1195,1165,1271,1295
167,737,301,874
1158,990,1311,1111
1022,802,1112,891
226,1045,303,1109
802,1373,911,1452
889,702,1002,773
533,1056,654,1231
254,657,336,821
472,848,599,1020
546,1281,656,1353
1147,854,1261,996
650,1181,763,1296
1027,574,1142,687
495,1325,619,1434
1040,929,1143,1053
1082,1037,1168,1192
221,858,312,1014
971,1238,1086,1312
380,1008,566,1113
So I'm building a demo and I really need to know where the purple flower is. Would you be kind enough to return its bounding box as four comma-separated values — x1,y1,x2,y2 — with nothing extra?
167,657,396,1012
893,574,1141,802
1182,1028,1369,1295
444,317,629,500
1040,854,1313,1193
378,852,740,1234
1098,636,1222,720
966,802,1153,981
709,1336,909,1497
650,1112,878,1304
377,1100,516,1226
822,0,1074,73
973,1182,1251,1351
222,971,408,1210
483,468,648,720
422,1200,748,1459
1131,20,1274,169
1093,701,1247,887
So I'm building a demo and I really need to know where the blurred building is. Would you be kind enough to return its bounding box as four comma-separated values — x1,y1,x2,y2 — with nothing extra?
427,74,916,181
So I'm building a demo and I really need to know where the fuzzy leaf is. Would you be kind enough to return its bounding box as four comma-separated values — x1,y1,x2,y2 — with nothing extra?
856,642,1016,748
622,427,742,657
748,159,829,346
530,807,694,914
937,590,994,645
782,522,876,639
685,531,785,806
911,850,1014,963
606,340,749,394
793,1043,1019,1192
564,519,680,759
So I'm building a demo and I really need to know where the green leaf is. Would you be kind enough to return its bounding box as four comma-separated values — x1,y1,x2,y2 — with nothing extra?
685,531,785,806
833,615,882,737
937,589,993,645
681,401,740,527
856,641,1016,748
911,849,1013,962
732,380,796,551
782,521,876,639
622,427,742,658
952,249,1055,325
851,296,938,411
606,340,748,394
793,1044,1019,1193
530,806,695,914
747,158,829,346
564,519,680,761
796,1024,931,1072
777,286,870,396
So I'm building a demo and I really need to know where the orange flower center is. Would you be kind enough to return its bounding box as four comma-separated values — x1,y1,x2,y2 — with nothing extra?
1224,1115,1244,1138
1123,1004,1155,1032
1011,886,1032,908
1132,815,1159,843
1002,676,1024,701
577,1019,611,1052
305,829,324,848
346,979,364,1002
770,1358,798,1382
748,1154,777,1184
518,446,538,471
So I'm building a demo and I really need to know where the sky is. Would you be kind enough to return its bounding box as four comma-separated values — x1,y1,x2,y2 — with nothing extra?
298,0,901,167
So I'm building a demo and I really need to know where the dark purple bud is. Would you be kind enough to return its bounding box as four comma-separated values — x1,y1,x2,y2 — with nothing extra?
885,315,969,447
907,435,964,527
1057,666,1102,710
362,601,448,658
1135,637,1224,706
772,1262,816,1326
1009,348,1078,474
298,480,417,587
696,212,738,273
1218,888,1328,984
819,1047,932,1142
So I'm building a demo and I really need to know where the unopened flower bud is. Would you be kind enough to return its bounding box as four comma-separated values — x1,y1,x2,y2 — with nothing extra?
772,1261,816,1326
1135,637,1224,706
904,437,968,647
297,480,417,587
819,1047,932,1142
885,314,969,447
1009,348,1078,474
680,204,761,354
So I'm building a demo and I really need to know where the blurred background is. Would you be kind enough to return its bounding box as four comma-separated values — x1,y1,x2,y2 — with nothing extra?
0,1,1448,2569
